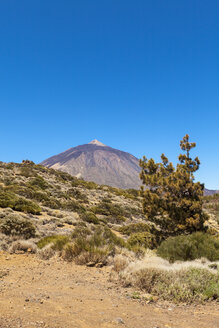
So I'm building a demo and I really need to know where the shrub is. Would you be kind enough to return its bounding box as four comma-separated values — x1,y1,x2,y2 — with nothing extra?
42,198,61,209
37,244,55,260
113,254,129,272
80,211,99,224
0,191,16,208
63,225,126,264
9,240,37,253
157,232,219,262
13,198,41,214
127,232,157,249
62,243,77,261
119,223,151,236
67,188,89,203
37,235,69,251
122,267,219,303
28,176,49,190
0,214,36,239
91,200,128,218
19,166,37,178
0,191,41,214
60,200,86,213
71,224,92,239
75,247,109,265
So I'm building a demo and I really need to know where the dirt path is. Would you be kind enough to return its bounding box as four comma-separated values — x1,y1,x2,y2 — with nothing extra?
0,252,218,328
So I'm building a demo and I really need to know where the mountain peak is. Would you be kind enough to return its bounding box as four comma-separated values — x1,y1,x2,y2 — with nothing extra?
88,139,106,146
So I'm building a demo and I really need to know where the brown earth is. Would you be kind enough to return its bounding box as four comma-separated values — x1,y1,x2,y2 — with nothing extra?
0,252,218,328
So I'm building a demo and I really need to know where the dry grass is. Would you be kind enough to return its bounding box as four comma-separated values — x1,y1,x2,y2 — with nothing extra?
9,240,37,253
37,244,55,260
115,253,219,303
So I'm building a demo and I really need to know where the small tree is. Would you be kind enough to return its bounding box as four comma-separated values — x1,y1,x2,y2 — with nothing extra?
139,135,207,237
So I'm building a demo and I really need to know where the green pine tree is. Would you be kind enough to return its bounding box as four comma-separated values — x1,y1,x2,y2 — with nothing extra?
139,135,207,238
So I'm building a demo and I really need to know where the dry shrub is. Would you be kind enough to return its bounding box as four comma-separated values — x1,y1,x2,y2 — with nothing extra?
118,254,219,303
113,254,130,272
0,232,11,251
62,243,78,261
0,213,36,239
62,242,110,265
9,240,37,253
37,244,55,260
75,247,109,265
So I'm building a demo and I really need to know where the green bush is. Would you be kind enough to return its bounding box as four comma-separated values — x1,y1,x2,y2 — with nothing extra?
119,223,151,236
80,211,99,224
37,235,69,251
0,191,41,214
0,214,36,239
127,231,157,249
91,200,128,218
13,198,42,214
18,166,37,178
157,232,219,262
28,176,50,190
42,198,62,209
60,200,86,213
71,223,92,239
67,188,89,203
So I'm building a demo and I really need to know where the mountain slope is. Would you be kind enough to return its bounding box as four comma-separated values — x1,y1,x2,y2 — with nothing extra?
41,140,141,189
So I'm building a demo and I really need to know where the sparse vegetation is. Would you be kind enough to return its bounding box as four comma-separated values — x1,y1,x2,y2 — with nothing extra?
61,224,126,264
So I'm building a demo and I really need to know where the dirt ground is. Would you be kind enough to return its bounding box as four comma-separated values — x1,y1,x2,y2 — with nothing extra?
0,251,218,328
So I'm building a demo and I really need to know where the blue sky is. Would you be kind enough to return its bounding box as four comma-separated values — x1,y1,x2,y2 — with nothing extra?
0,0,218,189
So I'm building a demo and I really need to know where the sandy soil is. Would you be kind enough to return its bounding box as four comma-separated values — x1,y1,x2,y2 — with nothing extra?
0,251,218,328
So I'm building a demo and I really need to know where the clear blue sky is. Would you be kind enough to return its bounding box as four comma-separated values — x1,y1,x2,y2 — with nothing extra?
0,0,218,189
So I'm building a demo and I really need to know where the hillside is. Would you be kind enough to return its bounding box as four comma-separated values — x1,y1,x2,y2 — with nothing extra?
0,160,145,244
0,160,218,245
41,140,141,189
204,188,219,196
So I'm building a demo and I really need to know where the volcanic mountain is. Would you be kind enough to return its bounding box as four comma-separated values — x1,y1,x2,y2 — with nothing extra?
41,140,141,189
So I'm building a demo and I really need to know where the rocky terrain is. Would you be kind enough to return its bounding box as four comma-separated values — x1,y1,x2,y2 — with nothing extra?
0,252,219,328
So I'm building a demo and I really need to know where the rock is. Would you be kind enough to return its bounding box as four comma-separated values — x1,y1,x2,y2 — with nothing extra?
141,293,153,300
86,262,96,267
95,262,104,268
115,317,125,324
